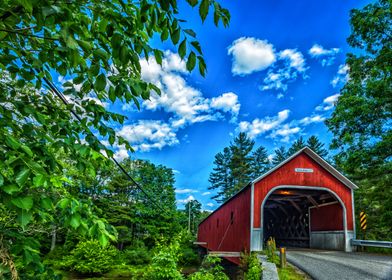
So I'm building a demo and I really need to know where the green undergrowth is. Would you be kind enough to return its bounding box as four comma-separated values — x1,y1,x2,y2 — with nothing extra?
278,264,309,280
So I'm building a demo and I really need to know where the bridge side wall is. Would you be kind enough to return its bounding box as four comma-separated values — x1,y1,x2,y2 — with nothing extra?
310,203,345,250
197,186,251,264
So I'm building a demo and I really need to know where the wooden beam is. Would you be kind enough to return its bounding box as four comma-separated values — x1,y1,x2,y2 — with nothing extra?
277,204,289,216
209,251,241,257
266,208,279,220
193,242,207,245
306,195,319,207
289,200,302,212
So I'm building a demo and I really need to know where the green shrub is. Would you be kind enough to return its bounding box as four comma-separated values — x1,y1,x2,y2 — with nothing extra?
243,253,262,280
59,240,118,275
188,255,229,280
179,247,200,266
146,238,184,280
121,246,151,265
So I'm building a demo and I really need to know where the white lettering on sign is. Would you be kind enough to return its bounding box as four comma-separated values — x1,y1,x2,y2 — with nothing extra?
295,168,314,173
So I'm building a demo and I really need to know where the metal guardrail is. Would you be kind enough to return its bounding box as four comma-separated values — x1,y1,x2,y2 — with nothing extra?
351,239,392,248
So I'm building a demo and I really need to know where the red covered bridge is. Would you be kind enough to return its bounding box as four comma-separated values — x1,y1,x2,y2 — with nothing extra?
197,147,357,264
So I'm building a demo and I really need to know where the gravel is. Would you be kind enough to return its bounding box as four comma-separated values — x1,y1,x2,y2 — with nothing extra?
286,249,392,280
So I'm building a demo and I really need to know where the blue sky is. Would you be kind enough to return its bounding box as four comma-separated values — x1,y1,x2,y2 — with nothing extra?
63,0,370,210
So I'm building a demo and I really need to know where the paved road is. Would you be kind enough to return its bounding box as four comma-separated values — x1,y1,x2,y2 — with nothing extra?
286,249,392,280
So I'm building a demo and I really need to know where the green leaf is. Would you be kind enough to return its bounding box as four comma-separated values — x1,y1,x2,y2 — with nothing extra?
198,55,207,77
40,197,52,210
2,185,20,195
0,174,3,186
98,233,109,247
15,167,31,187
18,210,33,228
12,196,34,210
171,28,181,45
191,41,202,54
199,0,210,22
178,39,187,59
161,29,169,41
33,174,45,187
186,51,196,71
94,73,106,92
184,29,196,37
21,145,33,157
186,0,198,7
5,135,20,149
70,214,81,229
120,45,129,65
154,49,163,65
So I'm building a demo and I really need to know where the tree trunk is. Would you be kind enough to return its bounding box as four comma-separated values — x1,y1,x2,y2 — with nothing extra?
50,225,56,252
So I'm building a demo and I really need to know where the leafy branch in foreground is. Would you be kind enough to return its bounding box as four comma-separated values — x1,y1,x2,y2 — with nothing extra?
0,0,231,276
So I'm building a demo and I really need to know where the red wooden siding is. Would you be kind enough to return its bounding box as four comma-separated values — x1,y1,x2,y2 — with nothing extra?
197,186,251,262
253,153,353,230
310,203,344,231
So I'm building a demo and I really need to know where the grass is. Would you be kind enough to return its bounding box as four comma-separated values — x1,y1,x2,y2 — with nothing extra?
278,264,310,280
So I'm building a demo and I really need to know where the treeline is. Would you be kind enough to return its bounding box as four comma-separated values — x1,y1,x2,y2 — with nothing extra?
208,133,328,202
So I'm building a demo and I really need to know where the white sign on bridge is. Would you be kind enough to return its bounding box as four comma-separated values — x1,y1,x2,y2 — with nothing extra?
295,168,314,173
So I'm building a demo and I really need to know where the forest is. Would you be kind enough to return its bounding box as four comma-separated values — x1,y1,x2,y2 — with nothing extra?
0,0,391,279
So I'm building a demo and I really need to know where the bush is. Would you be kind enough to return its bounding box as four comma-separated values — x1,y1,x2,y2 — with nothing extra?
243,253,262,280
59,240,118,275
146,238,184,280
121,246,151,265
188,255,229,280
179,247,200,266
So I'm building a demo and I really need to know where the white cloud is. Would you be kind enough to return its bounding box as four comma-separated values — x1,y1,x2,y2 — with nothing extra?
268,124,301,142
210,92,241,122
279,49,306,72
331,64,349,87
309,44,340,66
299,114,326,125
117,120,179,152
177,195,195,204
202,191,211,196
237,109,290,138
315,93,341,111
261,49,307,95
139,51,241,128
175,189,199,194
113,145,129,162
228,37,276,76
206,203,214,207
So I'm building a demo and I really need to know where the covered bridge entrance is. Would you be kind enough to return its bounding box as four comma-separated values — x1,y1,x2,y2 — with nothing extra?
197,147,357,264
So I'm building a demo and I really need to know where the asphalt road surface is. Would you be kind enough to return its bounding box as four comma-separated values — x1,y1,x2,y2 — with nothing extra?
286,249,392,280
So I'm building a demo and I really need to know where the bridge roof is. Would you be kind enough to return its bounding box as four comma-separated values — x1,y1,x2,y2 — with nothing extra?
252,146,359,190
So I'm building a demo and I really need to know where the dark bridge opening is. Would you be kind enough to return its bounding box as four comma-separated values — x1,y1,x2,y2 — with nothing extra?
263,188,341,249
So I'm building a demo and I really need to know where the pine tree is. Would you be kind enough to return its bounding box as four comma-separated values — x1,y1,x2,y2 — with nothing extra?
208,147,233,203
208,133,256,203
229,133,255,195
306,136,328,157
251,146,271,178
288,136,306,156
272,146,288,165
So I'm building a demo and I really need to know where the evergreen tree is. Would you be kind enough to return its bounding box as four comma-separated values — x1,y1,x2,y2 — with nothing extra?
306,136,328,157
272,146,288,165
209,133,265,203
229,133,255,194
208,147,233,203
288,136,306,156
251,146,271,178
